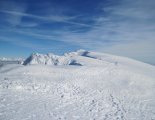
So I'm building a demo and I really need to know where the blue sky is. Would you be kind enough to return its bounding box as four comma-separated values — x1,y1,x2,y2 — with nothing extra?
0,0,155,65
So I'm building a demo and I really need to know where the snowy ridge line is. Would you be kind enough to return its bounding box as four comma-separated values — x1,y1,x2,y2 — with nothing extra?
23,49,154,67
23,50,83,66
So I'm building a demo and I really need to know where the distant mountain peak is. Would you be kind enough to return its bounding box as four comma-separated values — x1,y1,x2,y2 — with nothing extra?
23,50,89,66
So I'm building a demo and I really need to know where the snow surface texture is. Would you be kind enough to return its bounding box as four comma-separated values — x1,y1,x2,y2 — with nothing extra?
0,50,155,120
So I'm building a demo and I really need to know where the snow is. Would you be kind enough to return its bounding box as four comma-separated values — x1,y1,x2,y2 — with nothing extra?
0,50,155,120
0,57,24,66
0,57,24,61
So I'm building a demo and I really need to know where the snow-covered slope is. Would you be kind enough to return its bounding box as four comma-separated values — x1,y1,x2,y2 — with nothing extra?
23,49,155,77
0,50,155,120
23,49,154,67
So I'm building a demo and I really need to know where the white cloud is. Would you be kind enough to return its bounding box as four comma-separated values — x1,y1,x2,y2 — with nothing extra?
0,10,99,28
0,0,27,26
102,40,155,65
0,36,61,51
94,0,155,65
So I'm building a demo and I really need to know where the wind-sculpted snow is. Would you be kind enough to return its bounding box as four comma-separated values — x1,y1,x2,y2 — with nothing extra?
0,50,155,120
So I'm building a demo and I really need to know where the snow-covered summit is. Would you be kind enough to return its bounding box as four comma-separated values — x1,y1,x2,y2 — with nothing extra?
23,50,89,66
23,53,59,65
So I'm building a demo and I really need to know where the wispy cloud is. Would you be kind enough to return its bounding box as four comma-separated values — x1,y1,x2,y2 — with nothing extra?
0,35,64,51
94,0,155,64
0,36,41,49
1,0,154,47
0,10,99,28
0,0,27,26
